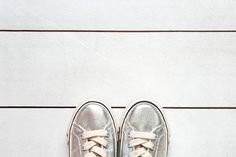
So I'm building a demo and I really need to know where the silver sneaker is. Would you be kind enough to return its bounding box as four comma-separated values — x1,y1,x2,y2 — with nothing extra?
68,101,117,157
119,101,169,157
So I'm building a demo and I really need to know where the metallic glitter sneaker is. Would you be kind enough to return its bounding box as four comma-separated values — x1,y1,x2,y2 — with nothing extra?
119,101,169,157
68,101,117,157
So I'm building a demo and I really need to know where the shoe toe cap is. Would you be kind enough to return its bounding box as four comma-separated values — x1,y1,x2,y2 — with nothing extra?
127,101,165,132
75,101,112,130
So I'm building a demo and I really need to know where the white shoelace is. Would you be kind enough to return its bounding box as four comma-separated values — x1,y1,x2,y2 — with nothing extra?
129,131,156,157
82,130,108,157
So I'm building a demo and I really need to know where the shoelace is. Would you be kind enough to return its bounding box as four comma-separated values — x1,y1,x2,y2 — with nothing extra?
82,130,108,157
129,131,156,157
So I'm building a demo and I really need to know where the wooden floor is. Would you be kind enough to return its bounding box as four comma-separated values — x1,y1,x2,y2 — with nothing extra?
0,0,236,156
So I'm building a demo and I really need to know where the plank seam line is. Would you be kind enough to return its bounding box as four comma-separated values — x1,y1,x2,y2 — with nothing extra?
0,106,236,109
1,29,236,33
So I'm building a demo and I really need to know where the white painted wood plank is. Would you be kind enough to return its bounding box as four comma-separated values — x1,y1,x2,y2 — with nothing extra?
0,33,236,107
0,0,236,30
0,109,72,157
165,109,236,157
0,109,235,157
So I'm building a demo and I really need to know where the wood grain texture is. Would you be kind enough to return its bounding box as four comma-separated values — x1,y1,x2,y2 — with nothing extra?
0,0,236,30
0,33,236,107
0,108,235,157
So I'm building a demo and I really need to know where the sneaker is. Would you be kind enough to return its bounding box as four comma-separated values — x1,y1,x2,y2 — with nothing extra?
68,101,117,157
119,101,169,157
